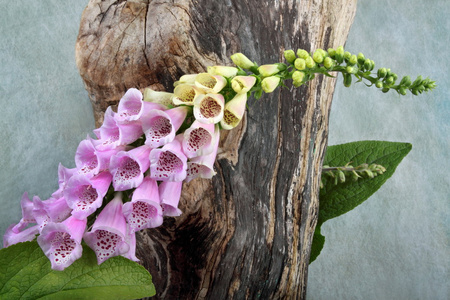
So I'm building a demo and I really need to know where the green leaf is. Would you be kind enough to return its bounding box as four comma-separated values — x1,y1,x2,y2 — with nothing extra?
310,140,412,263
0,241,156,300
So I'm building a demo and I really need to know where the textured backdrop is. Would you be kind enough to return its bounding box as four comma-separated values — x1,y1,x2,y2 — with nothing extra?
0,1,448,299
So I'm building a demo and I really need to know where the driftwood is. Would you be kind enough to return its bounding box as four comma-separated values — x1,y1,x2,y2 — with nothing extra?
76,0,357,299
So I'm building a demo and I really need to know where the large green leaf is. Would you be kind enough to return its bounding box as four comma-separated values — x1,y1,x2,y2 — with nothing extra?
310,140,412,263
0,241,156,300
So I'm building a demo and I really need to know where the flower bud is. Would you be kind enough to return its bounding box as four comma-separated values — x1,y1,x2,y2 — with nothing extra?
207,66,238,78
385,76,394,85
327,48,336,58
284,50,297,63
357,52,365,65
399,75,412,87
335,46,344,63
375,81,383,88
377,68,387,79
296,49,310,59
313,49,324,64
292,71,305,87
305,56,315,68
230,53,255,69
398,87,407,95
344,51,352,62
261,76,281,93
231,76,257,94
363,58,372,71
382,87,390,93
338,170,346,183
323,57,334,69
294,58,306,70
348,54,358,66
343,73,352,87
258,64,281,77
346,66,358,74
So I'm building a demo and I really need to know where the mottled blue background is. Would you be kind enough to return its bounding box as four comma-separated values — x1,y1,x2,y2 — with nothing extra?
0,1,448,299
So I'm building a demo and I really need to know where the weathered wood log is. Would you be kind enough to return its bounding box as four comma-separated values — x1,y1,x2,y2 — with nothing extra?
76,0,357,299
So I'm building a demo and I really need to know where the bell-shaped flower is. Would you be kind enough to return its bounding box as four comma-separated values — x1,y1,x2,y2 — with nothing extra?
3,223,40,248
207,66,238,78
231,76,256,94
123,177,163,232
83,193,130,264
37,216,87,271
185,132,219,182
258,64,281,77
182,121,218,158
142,106,189,148
194,73,227,94
149,136,187,181
159,181,182,217
9,193,36,232
143,87,174,107
122,230,139,262
109,145,152,191
261,76,281,93
172,84,202,106
52,163,77,199
220,93,247,130
64,171,112,220
193,93,224,124
230,53,255,69
173,74,197,87
33,196,72,232
115,88,144,124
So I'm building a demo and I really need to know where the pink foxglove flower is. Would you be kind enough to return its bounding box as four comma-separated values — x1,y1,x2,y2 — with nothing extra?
64,171,112,220
231,76,256,94
220,93,248,130
193,93,224,124
143,87,174,107
3,223,39,248
109,145,152,191
83,193,130,264
51,163,77,199
123,177,163,232
10,192,35,232
149,136,187,181
37,216,87,271
33,196,72,231
185,132,219,182
172,84,202,106
194,73,227,93
159,181,182,217
182,121,217,158
142,106,189,148
115,88,144,123
122,230,139,262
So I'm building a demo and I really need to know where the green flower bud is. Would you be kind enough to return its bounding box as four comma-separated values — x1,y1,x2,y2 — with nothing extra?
377,68,387,79
258,64,281,77
363,58,372,71
344,51,352,62
292,71,306,87
338,170,346,183
348,54,358,66
297,49,310,59
375,81,383,88
382,87,390,93
343,73,352,87
369,59,375,71
327,48,336,58
305,56,315,68
346,66,358,74
284,50,297,63
261,76,281,93
357,52,365,65
411,75,423,88
411,88,419,96
323,57,334,69
230,53,255,69
399,75,412,87
392,73,398,82
398,87,407,95
335,46,345,63
364,170,374,178
313,49,324,64
385,76,394,85
294,58,306,70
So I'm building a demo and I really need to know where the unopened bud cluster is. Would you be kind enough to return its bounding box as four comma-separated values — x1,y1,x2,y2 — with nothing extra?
321,162,387,188
283,46,436,96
